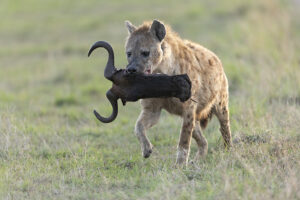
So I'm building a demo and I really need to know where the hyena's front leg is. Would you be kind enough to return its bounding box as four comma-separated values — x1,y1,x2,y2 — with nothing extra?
176,109,196,166
135,109,161,158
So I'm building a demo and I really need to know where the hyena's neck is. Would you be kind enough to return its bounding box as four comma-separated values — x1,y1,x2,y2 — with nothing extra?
155,38,185,76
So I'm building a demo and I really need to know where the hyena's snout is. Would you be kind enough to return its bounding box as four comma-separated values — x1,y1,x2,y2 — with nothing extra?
126,60,147,74
126,63,138,74
126,60,140,74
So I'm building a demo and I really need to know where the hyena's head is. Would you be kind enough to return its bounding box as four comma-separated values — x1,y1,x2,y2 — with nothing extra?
125,20,166,74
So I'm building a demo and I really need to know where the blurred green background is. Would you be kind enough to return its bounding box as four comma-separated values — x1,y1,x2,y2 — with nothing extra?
0,0,299,199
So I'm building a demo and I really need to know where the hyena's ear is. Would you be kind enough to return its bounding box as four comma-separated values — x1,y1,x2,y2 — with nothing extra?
150,20,166,42
125,20,137,34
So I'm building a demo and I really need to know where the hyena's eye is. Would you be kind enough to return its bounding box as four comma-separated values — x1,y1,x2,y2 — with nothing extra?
127,52,132,58
141,51,150,57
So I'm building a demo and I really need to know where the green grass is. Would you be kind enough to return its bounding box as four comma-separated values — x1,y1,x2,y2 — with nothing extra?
1,0,300,199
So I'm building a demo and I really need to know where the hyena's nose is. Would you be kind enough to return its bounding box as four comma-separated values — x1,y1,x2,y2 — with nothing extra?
126,66,137,74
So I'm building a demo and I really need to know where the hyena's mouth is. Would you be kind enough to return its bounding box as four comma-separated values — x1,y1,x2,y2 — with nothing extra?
144,67,152,74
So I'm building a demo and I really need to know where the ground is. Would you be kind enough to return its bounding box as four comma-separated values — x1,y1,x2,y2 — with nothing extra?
0,0,299,199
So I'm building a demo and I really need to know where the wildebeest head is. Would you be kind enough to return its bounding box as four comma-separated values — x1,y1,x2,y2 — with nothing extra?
125,20,166,74
88,41,192,124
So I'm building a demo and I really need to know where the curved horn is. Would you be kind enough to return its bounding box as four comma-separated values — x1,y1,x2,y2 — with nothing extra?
93,90,118,123
88,41,116,81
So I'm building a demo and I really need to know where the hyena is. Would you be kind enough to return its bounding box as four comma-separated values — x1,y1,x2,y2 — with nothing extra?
125,20,232,166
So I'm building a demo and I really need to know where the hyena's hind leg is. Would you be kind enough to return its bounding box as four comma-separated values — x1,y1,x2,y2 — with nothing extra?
214,92,232,148
176,106,197,166
192,121,208,160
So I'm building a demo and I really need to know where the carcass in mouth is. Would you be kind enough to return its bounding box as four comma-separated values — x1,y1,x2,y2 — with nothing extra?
88,41,192,123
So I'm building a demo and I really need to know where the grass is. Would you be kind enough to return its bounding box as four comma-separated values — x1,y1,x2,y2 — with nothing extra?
0,0,300,199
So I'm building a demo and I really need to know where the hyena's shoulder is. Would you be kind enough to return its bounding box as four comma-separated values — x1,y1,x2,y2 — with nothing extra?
183,40,222,68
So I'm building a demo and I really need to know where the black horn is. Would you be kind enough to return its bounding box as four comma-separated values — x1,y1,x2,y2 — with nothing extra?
88,41,116,81
88,41,119,123
93,90,119,123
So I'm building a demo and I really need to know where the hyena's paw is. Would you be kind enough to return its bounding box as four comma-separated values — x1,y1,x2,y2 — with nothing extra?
175,147,189,167
142,142,153,158
193,152,206,161
194,147,208,161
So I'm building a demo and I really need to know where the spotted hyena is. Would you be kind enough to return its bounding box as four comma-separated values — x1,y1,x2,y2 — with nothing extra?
125,20,232,166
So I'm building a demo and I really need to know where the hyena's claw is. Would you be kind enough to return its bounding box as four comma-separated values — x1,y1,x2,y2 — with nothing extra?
143,149,152,158
142,144,153,158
